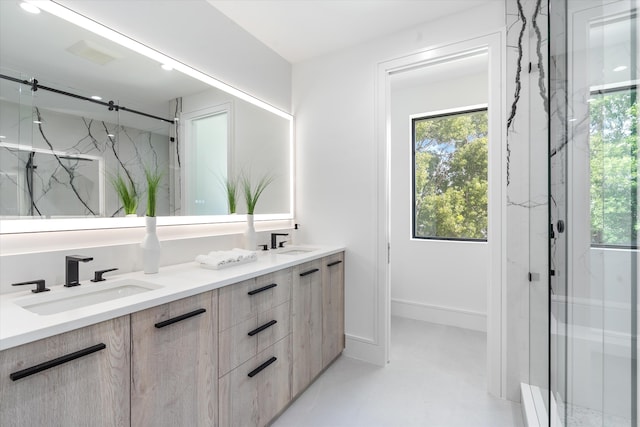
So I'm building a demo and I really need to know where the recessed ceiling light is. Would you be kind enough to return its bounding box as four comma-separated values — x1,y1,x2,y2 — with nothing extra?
613,65,627,72
20,2,41,14
91,95,103,101
161,64,173,71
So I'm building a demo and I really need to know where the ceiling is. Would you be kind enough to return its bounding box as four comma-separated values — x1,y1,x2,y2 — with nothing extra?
207,0,500,63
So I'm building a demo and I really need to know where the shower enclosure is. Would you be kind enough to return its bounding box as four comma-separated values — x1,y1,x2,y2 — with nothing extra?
548,0,638,425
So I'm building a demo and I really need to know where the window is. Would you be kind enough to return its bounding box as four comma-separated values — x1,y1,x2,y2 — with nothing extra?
412,107,488,241
589,86,638,248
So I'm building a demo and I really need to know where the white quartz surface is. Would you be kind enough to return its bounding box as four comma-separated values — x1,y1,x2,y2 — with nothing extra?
0,245,344,351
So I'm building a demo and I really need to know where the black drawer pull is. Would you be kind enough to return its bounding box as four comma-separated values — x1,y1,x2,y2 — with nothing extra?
247,356,277,378
248,283,277,296
155,308,206,328
10,343,106,381
327,260,343,267
299,268,319,277
248,320,277,336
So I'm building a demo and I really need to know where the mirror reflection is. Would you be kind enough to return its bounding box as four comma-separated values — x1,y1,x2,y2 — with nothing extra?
0,0,292,221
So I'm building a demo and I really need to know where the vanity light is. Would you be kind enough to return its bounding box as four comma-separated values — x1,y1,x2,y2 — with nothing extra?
20,2,40,14
90,95,102,100
24,0,292,120
161,64,173,71
613,65,627,72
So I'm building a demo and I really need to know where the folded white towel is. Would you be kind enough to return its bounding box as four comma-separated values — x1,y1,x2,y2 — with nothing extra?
196,248,258,269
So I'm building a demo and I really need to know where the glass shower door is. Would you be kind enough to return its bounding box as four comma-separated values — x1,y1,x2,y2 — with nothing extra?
549,0,638,425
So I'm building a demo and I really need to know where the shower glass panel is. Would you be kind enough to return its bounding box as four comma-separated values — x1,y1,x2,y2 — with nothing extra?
549,0,638,426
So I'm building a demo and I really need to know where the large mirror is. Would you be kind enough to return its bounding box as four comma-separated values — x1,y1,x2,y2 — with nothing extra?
0,0,292,229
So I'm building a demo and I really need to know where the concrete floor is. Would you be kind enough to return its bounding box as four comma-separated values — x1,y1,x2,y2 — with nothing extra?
273,316,524,427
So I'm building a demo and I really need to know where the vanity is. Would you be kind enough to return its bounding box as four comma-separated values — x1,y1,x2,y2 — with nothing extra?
0,247,345,427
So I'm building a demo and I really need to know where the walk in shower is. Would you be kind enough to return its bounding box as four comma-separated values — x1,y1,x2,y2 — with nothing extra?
547,0,638,425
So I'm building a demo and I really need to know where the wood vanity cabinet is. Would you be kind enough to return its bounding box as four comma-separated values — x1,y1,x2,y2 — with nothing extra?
0,251,344,427
322,252,345,368
130,291,217,427
218,268,293,427
0,317,130,427
291,259,324,397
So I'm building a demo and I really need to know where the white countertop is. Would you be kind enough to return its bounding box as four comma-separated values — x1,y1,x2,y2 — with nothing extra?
0,245,344,351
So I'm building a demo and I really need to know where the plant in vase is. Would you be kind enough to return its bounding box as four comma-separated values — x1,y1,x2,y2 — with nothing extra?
110,173,138,216
241,171,275,250
141,167,163,274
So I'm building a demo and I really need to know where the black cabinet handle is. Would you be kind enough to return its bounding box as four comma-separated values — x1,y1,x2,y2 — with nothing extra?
154,308,206,328
10,343,106,381
248,283,277,296
247,356,277,378
327,260,343,267
299,268,319,277
247,320,277,336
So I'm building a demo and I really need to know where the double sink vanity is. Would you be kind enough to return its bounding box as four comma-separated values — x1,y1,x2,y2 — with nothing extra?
0,245,345,427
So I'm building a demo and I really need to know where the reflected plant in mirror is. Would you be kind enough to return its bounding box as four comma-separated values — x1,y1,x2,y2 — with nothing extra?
222,175,239,214
110,173,138,216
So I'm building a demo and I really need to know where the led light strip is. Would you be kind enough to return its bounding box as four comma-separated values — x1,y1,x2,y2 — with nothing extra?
26,0,293,120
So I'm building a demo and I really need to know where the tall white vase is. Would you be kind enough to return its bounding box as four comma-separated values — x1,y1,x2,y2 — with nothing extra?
244,214,257,250
141,216,161,274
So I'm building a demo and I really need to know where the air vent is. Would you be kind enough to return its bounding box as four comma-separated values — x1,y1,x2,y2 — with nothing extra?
66,40,119,65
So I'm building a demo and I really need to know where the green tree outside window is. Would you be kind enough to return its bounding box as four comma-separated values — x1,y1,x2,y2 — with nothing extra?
413,108,488,240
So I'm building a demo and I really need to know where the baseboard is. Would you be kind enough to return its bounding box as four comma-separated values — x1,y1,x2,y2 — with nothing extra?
391,298,487,332
343,334,386,366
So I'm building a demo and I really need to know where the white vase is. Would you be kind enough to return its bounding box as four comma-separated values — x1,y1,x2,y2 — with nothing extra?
244,214,256,250
141,216,161,274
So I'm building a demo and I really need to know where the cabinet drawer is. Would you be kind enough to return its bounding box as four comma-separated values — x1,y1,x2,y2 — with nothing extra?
219,335,291,427
219,268,292,331
219,300,291,377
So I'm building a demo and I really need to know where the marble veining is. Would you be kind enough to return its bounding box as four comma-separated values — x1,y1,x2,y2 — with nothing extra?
0,99,171,218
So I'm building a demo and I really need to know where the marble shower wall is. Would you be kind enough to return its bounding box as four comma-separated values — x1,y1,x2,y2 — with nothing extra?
505,0,549,401
0,99,171,218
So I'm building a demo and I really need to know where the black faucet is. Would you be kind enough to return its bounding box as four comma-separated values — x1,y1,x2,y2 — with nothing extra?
270,233,289,249
65,255,94,287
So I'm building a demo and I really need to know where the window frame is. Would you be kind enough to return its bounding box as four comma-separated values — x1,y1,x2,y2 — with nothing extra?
411,104,489,242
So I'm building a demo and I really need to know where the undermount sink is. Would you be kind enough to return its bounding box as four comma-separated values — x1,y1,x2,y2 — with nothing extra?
277,247,317,255
15,279,162,315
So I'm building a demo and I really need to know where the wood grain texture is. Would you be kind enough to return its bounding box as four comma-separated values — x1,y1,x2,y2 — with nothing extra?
219,316,258,377
219,300,292,378
322,252,345,368
291,259,323,397
0,317,130,427
131,291,217,427
219,269,292,332
219,335,291,427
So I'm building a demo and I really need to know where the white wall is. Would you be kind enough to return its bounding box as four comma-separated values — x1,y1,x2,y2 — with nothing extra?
293,2,505,365
389,72,489,331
